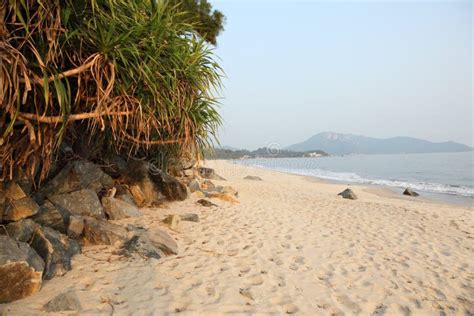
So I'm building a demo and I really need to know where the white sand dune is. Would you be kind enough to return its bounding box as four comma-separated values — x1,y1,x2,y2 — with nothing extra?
2,160,473,315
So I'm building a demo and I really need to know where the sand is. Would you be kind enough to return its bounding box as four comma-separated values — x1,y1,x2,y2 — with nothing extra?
1,160,473,315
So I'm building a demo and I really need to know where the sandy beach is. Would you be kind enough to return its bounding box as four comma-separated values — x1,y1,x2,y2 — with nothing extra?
2,160,473,315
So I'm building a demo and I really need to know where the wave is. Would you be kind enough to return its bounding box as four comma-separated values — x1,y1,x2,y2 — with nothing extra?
237,162,474,197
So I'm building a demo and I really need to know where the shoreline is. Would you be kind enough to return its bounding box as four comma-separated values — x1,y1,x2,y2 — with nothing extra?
2,160,473,315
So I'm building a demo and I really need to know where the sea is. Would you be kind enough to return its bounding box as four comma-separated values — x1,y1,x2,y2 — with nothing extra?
233,151,474,205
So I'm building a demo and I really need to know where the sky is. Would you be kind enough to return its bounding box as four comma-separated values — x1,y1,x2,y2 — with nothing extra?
211,0,473,149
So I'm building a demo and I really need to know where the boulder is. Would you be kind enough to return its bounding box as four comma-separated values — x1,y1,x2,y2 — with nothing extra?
122,160,164,204
244,175,263,181
3,181,27,201
162,215,180,229
0,236,45,303
30,226,81,280
67,216,84,239
82,217,129,246
2,197,40,222
121,227,178,259
180,213,199,223
48,189,105,219
198,167,226,181
201,179,215,190
30,201,67,233
188,179,201,193
338,188,357,200
43,291,82,312
115,187,137,207
129,185,147,207
403,188,419,197
149,171,187,201
101,196,142,220
197,199,217,207
36,160,114,200
2,219,37,242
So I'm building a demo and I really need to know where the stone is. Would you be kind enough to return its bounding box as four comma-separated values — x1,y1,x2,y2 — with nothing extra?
180,213,199,222
188,179,201,193
193,190,206,198
201,179,215,190
101,196,142,220
67,216,84,239
36,160,114,200
115,188,137,207
43,291,82,312
82,217,129,246
2,197,40,222
48,189,105,219
206,192,240,204
338,188,357,200
122,227,178,258
0,236,45,303
197,199,217,207
129,185,147,207
149,171,187,201
162,214,181,229
30,201,67,233
205,185,238,197
30,226,81,280
198,167,226,181
244,175,263,181
2,219,37,243
122,160,164,204
3,181,27,201
403,188,419,197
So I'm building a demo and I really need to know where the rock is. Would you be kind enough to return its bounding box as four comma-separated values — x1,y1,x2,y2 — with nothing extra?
188,179,201,193
43,291,82,312
338,188,357,200
115,187,137,207
49,189,105,219
244,175,263,181
198,167,226,181
403,188,419,197
205,185,238,197
30,226,81,280
197,199,217,207
36,160,114,200
82,217,129,246
201,179,215,190
2,197,40,222
101,196,142,220
129,185,147,207
0,236,45,303
2,219,37,242
30,201,67,233
193,190,206,198
180,213,199,222
149,171,187,201
122,227,178,258
206,192,239,204
67,216,84,239
162,215,180,229
3,181,27,201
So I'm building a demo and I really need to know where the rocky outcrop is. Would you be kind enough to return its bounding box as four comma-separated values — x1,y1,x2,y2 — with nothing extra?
0,236,45,303
49,189,105,219
198,167,226,181
403,188,419,197
30,226,81,280
338,188,357,200
82,217,129,246
244,175,263,181
2,197,40,222
101,196,142,220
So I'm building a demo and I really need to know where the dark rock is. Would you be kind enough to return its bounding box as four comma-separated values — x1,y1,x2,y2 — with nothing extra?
149,171,187,202
82,217,129,246
244,175,263,181
0,236,45,303
30,226,81,280
121,227,178,258
122,160,164,204
43,291,82,312
198,167,226,181
36,160,114,201
403,188,419,197
2,219,37,242
180,213,199,222
49,189,105,219
162,214,180,229
197,199,217,207
188,179,201,193
2,197,40,222
101,196,142,220
30,201,67,233
67,216,84,239
338,188,358,200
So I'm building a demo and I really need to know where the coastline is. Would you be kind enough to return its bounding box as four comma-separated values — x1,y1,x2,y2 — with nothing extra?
2,160,473,315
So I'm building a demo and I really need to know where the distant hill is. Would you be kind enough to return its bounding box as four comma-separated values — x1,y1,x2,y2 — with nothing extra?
205,147,328,160
286,132,473,155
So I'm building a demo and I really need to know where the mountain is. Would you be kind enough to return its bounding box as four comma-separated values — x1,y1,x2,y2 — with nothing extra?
286,132,473,155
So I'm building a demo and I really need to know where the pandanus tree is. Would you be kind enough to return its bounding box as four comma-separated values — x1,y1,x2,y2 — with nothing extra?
0,0,222,182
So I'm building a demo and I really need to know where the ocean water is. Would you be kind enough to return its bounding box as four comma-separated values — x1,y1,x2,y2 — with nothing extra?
233,152,474,204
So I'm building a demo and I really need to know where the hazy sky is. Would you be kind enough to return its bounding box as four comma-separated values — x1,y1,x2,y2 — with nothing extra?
212,0,473,149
